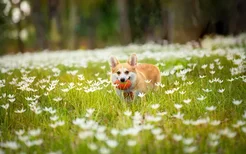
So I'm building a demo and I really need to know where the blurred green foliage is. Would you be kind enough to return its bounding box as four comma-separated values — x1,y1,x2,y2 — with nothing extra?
0,0,246,54
0,2,10,55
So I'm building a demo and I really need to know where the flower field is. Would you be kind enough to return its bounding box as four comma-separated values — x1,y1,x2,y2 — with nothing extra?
0,34,246,154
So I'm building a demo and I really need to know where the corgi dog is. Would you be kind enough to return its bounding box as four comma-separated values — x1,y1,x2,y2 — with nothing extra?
109,54,161,101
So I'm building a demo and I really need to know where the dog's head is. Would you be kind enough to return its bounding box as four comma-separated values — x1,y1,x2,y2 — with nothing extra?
109,54,138,88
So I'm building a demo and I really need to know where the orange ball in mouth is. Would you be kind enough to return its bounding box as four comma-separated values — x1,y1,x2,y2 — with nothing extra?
114,79,132,90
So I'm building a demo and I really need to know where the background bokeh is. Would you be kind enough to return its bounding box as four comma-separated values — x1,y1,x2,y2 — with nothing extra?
1,0,246,54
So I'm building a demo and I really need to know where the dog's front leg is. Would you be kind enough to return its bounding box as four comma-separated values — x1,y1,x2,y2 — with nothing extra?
115,89,124,100
123,91,134,102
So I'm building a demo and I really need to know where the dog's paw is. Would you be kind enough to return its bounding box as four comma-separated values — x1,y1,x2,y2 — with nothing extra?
123,91,134,101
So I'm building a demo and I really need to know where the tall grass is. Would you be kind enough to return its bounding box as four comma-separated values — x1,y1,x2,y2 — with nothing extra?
0,34,246,154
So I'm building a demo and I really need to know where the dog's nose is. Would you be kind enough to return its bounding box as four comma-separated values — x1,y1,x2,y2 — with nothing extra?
120,78,125,82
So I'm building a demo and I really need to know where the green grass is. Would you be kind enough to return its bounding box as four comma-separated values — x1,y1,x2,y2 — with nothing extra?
0,35,246,154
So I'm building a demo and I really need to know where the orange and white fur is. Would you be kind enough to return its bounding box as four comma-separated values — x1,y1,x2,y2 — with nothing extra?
109,54,161,101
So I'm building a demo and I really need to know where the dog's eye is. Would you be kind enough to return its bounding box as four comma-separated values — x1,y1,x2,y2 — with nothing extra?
125,71,129,74
117,71,121,75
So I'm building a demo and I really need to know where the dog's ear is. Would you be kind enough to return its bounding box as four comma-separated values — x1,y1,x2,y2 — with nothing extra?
128,54,137,66
109,56,119,68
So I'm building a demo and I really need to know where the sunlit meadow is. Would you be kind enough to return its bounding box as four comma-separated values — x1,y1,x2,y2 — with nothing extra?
0,34,246,154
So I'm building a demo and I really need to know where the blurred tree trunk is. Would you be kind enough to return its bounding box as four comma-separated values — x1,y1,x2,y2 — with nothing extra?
170,0,203,43
16,21,24,53
161,7,168,41
160,1,174,43
16,1,24,53
49,0,62,49
161,7,174,43
31,0,48,50
67,0,77,49
167,10,174,42
9,0,24,53
198,0,238,38
229,0,246,34
117,0,131,45
88,17,96,49
236,0,246,33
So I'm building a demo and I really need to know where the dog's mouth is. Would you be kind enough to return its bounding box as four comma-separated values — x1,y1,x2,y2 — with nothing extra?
128,77,131,80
